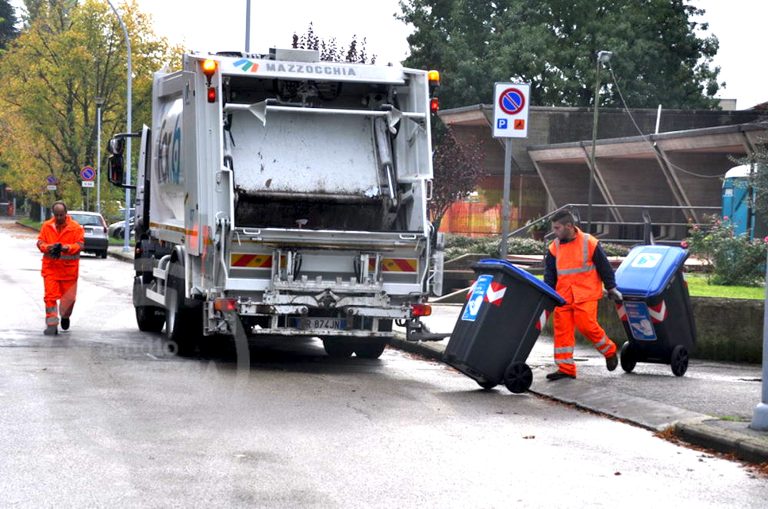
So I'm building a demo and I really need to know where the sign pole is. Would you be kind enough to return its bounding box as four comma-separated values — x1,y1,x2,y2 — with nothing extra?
493,82,530,260
751,251,768,430
500,139,512,259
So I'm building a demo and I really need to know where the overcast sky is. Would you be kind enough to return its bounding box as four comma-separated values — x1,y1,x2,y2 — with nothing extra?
9,0,768,109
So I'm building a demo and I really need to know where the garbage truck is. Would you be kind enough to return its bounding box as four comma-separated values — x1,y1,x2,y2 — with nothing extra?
107,48,443,357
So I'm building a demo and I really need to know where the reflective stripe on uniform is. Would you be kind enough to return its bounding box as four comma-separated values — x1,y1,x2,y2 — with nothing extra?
46,317,58,325
45,306,57,313
555,358,575,365
554,347,574,354
556,234,595,276
595,336,611,354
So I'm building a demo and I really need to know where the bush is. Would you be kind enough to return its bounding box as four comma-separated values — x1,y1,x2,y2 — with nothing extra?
685,216,767,286
601,242,630,257
444,235,546,259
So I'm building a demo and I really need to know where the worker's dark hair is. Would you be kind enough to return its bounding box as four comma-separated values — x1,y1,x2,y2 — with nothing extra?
551,209,575,226
51,200,67,213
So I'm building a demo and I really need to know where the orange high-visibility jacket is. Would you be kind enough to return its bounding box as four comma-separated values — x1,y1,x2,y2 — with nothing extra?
548,228,603,304
37,216,85,280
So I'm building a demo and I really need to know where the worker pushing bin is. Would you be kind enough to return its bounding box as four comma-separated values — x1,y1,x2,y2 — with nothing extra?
614,245,696,376
444,259,565,393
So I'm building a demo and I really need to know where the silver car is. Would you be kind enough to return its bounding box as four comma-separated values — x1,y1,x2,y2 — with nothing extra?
67,211,109,258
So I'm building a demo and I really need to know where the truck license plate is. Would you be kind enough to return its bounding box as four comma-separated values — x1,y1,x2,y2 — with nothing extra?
294,318,346,330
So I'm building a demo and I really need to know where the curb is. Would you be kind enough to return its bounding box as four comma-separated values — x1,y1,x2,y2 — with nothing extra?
675,420,768,464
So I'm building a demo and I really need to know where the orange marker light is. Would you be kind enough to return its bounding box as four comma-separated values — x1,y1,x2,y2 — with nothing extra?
428,70,440,86
411,303,432,317
202,59,217,77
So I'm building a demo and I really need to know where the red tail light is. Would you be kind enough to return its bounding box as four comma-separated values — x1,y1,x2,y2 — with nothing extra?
411,303,432,317
207,87,216,103
430,97,439,114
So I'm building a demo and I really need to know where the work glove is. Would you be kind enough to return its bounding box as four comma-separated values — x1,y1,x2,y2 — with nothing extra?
606,287,623,302
48,243,62,259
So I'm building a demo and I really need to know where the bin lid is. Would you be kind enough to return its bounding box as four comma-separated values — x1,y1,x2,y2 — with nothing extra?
615,245,688,298
475,259,566,305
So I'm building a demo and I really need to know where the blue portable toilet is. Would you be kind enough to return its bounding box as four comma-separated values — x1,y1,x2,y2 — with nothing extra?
722,164,754,238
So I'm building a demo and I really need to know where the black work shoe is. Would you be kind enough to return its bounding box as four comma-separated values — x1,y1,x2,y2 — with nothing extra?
546,370,575,381
61,318,70,330
43,325,58,336
606,353,618,372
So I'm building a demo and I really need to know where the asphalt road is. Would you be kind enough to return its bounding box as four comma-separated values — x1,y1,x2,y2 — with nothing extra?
2,219,767,507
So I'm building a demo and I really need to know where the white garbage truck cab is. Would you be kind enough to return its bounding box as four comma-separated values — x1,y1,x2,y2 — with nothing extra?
107,48,444,357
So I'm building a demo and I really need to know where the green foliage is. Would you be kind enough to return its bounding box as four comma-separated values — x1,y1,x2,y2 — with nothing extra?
0,0,174,208
601,242,630,257
0,0,19,50
445,235,546,259
430,127,486,231
399,0,720,109
685,216,767,286
292,23,375,64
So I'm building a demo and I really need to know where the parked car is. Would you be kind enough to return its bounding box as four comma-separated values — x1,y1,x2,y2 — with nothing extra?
67,211,109,258
108,216,135,239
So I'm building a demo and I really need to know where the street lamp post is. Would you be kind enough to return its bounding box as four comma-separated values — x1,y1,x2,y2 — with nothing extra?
586,50,612,234
245,0,251,53
95,97,104,215
106,0,132,252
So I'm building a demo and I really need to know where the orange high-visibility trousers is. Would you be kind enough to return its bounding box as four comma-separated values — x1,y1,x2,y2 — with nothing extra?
43,277,77,328
553,299,616,376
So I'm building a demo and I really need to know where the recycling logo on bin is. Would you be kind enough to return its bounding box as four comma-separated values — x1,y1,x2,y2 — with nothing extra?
624,301,657,341
461,275,506,321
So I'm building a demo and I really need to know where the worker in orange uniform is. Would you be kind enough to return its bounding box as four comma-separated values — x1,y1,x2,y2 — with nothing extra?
37,201,85,335
543,210,622,380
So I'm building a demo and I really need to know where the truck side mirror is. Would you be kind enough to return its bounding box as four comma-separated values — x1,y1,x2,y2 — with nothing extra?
108,154,124,186
107,137,125,156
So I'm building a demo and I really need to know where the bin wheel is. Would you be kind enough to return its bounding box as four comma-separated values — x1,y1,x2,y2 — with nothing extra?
671,345,689,377
619,342,637,373
503,363,533,394
477,380,497,391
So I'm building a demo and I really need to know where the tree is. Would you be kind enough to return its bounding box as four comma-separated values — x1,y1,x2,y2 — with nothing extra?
292,23,376,64
0,0,19,50
429,127,486,232
399,0,720,109
0,0,173,208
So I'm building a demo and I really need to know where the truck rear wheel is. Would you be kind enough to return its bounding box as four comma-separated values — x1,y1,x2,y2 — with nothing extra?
136,305,165,333
354,339,388,359
323,338,354,358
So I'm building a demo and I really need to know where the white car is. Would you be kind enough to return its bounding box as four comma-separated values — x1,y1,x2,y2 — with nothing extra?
68,211,109,258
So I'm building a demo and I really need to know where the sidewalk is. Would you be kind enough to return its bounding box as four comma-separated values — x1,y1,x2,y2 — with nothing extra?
392,304,768,464
105,243,768,464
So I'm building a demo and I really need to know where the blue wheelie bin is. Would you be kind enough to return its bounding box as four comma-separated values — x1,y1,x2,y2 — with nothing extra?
614,245,696,376
443,259,565,393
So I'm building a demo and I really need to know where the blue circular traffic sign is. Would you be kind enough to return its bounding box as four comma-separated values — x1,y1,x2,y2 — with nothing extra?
80,166,95,181
498,88,526,115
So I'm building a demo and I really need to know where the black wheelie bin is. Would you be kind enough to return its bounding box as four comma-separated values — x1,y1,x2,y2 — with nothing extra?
614,245,696,376
443,259,565,393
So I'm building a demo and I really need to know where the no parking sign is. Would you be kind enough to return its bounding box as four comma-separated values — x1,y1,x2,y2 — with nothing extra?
493,83,530,138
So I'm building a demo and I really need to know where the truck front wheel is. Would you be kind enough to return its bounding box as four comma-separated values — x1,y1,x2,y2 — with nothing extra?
165,289,202,357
